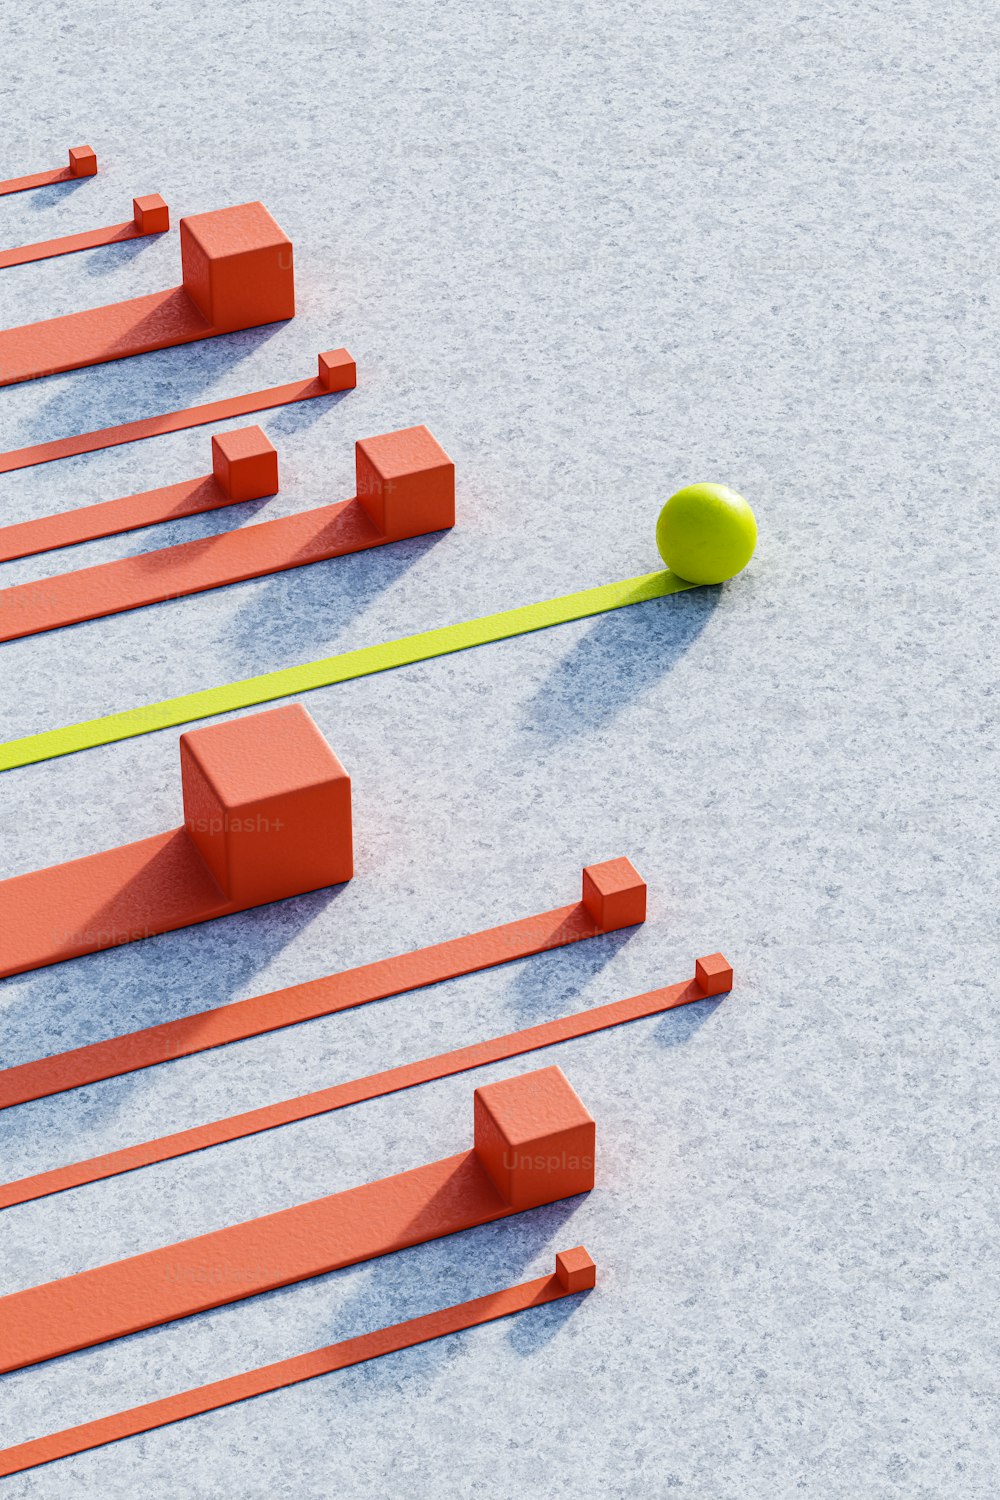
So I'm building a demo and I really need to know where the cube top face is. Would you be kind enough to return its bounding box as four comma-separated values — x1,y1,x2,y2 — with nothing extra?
180,704,343,812
132,194,169,233
211,425,279,501
69,145,97,177
582,856,647,930
179,705,353,907
318,348,357,391
555,1246,597,1292
179,202,294,331
356,425,455,541
474,1066,596,1211
696,952,733,996
181,201,290,262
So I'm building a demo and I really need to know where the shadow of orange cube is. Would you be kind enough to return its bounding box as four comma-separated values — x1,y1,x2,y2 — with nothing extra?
180,703,352,907
211,425,279,502
474,1065,595,1210
180,201,294,331
582,856,647,930
356,425,455,541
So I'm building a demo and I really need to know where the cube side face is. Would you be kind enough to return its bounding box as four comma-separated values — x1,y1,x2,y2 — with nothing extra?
356,426,455,540
133,195,170,234
69,145,97,177
211,426,279,502
179,706,354,907
180,204,295,331
696,952,733,996
474,1066,596,1210
582,857,647,930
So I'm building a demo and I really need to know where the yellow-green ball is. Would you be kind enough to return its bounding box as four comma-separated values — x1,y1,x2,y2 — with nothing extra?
656,483,757,585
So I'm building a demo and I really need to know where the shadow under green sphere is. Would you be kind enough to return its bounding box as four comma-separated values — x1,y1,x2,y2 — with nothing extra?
656,483,757,585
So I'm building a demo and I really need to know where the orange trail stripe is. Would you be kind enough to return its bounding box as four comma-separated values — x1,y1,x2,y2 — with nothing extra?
0,354,355,475
0,973,715,1210
0,1264,580,1479
0,900,621,1109
0,218,154,271
0,165,75,196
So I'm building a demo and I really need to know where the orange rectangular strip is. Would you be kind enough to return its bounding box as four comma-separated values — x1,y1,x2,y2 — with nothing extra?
0,494,432,643
0,969,722,1210
0,474,246,562
0,897,619,1109
0,1260,584,1478
0,218,153,271
0,352,355,476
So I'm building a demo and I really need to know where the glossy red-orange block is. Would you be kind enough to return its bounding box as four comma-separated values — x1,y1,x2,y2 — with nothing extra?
555,1246,597,1292
181,704,352,907
475,1064,595,1209
582,856,647,929
181,202,294,331
132,194,169,233
356,425,455,540
695,952,733,996
210,424,278,501
69,145,98,177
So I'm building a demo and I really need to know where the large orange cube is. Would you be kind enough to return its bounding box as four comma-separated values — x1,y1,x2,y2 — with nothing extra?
474,1065,595,1210
355,425,455,541
180,202,294,331
179,704,352,907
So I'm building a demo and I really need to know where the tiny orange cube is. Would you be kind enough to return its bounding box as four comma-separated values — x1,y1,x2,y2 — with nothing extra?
318,348,357,391
132,194,170,234
555,1246,597,1293
355,425,455,541
68,145,97,177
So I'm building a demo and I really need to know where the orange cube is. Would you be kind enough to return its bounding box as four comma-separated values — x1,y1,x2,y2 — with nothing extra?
582,857,647,930
180,202,294,331
555,1246,597,1292
355,425,455,541
695,952,733,996
211,425,279,502
318,348,357,391
474,1065,595,1210
180,704,352,907
68,145,97,177
132,194,170,234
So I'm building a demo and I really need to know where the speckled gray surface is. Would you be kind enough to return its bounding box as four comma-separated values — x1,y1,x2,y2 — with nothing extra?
0,1,998,1495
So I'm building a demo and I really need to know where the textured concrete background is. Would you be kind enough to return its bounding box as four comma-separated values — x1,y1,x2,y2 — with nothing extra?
1,1,997,1495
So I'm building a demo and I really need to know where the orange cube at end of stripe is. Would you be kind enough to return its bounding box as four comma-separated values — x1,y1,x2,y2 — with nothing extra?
474,1064,596,1210
582,857,647,930
132,194,169,234
318,348,357,391
695,952,733,996
211,425,279,501
555,1246,597,1293
356,425,455,542
68,145,97,177
180,703,353,908
180,202,294,331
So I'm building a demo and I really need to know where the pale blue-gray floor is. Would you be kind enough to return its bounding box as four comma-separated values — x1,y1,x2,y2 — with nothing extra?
0,2,997,1495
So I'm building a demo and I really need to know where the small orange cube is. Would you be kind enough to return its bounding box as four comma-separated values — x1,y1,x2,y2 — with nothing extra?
582,857,647,930
180,201,294,331
695,952,733,996
211,425,279,502
318,348,357,391
555,1246,597,1292
132,194,170,234
68,145,97,177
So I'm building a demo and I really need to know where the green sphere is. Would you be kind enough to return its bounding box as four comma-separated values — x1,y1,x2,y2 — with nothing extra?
655,483,757,585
